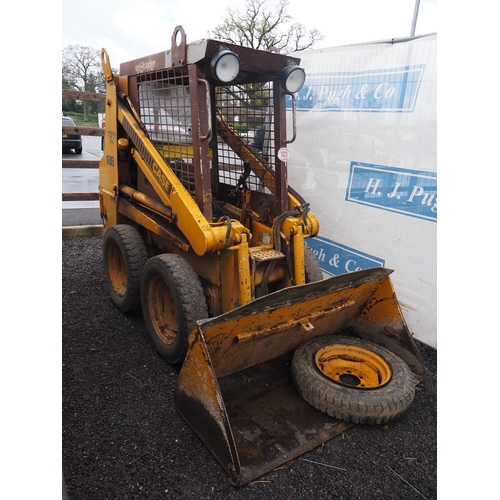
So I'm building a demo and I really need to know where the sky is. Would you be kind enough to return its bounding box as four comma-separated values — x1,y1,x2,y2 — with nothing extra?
62,0,437,66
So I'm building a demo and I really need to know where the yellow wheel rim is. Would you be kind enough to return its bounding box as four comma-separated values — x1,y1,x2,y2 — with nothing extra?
315,343,392,389
107,242,127,297
148,275,178,345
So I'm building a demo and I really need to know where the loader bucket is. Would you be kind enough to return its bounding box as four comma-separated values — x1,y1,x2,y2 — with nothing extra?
174,267,425,486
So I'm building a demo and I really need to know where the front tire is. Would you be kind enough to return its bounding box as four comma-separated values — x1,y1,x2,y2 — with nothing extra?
292,335,416,424
141,254,208,364
103,225,148,313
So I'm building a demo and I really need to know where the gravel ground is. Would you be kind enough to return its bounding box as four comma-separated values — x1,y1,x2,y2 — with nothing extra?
62,235,437,500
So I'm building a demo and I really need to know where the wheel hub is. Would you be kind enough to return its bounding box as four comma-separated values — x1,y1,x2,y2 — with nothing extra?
315,343,392,389
148,275,178,345
107,242,127,296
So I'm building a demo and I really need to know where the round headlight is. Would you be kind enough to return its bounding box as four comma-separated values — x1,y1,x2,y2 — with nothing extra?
280,65,306,94
210,49,240,83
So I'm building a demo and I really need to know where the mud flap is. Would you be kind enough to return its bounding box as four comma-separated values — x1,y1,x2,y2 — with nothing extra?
174,267,425,486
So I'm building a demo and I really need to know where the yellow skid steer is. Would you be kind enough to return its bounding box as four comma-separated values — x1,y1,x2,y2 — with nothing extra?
99,27,425,486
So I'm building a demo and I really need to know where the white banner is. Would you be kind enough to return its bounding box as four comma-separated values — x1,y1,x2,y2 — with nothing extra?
288,34,437,347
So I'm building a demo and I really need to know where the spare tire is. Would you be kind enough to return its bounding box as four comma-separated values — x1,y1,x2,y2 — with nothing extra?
291,335,416,425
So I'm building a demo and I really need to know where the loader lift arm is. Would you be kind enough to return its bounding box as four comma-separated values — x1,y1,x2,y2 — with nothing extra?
100,50,251,258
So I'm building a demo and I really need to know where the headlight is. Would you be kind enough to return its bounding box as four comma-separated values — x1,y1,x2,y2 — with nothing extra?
210,49,240,83
280,65,306,94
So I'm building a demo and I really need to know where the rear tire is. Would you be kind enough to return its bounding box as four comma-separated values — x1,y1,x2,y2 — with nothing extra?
141,254,208,364
103,225,148,313
75,146,82,154
304,245,323,282
292,335,415,424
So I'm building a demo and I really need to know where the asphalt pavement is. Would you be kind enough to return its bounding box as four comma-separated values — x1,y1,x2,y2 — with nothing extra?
62,136,104,231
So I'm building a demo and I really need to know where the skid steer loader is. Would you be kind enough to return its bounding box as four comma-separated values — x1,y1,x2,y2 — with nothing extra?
99,26,426,486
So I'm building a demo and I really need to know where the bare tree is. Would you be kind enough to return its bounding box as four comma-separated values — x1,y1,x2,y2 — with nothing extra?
62,45,102,121
209,0,323,53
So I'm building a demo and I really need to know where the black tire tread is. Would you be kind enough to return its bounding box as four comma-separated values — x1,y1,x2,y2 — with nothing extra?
103,225,148,313
304,245,324,283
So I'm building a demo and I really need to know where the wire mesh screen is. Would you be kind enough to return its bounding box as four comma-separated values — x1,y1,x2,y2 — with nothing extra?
137,70,196,193
215,83,276,194
135,72,277,198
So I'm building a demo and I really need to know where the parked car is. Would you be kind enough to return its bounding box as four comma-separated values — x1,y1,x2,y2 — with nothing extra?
140,107,192,144
62,116,82,154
